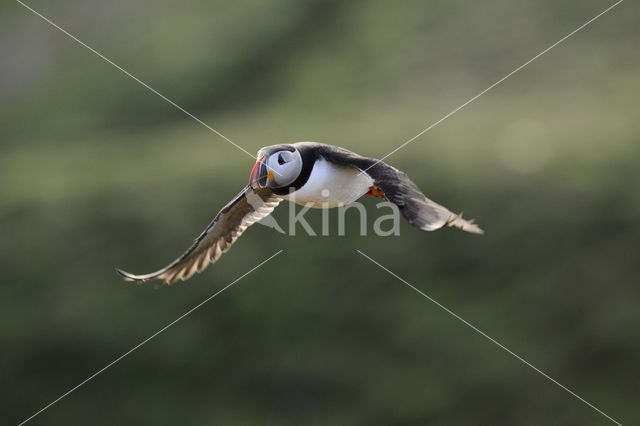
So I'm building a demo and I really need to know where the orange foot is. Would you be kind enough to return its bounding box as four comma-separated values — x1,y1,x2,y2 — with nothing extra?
366,186,386,199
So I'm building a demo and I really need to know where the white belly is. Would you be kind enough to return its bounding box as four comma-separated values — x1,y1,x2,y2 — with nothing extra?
284,158,374,208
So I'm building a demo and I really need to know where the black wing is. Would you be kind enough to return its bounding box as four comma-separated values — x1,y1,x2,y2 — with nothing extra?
311,143,483,234
116,186,282,285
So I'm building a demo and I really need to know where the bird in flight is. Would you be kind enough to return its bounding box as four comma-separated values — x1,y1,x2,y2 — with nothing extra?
117,142,483,285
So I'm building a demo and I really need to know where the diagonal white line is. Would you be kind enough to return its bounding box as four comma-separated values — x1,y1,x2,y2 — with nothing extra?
18,249,284,426
359,0,624,176
356,250,623,426
15,0,257,161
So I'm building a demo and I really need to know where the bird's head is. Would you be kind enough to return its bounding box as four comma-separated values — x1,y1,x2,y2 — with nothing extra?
249,144,303,189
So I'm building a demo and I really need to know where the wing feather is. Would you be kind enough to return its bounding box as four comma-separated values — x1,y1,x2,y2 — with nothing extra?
313,143,484,234
116,186,282,285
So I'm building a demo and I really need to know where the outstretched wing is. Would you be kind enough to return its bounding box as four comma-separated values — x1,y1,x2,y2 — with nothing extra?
315,143,483,234
116,186,282,285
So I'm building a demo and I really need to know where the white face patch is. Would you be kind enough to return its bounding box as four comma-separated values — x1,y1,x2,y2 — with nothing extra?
266,150,303,188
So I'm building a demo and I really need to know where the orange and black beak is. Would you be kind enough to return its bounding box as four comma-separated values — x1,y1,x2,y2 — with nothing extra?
249,155,268,189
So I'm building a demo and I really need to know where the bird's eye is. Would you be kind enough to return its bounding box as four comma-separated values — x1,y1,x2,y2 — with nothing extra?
278,153,286,165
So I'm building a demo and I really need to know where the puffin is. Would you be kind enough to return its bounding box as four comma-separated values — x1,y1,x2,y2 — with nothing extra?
117,142,483,285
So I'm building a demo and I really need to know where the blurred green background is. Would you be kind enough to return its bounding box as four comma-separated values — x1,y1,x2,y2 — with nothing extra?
2,0,638,424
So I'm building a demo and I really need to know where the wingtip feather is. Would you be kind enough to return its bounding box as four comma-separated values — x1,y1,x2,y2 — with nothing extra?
115,268,142,282
446,213,485,235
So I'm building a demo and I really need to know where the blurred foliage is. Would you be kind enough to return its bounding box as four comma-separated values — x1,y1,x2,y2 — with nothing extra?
1,0,639,425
